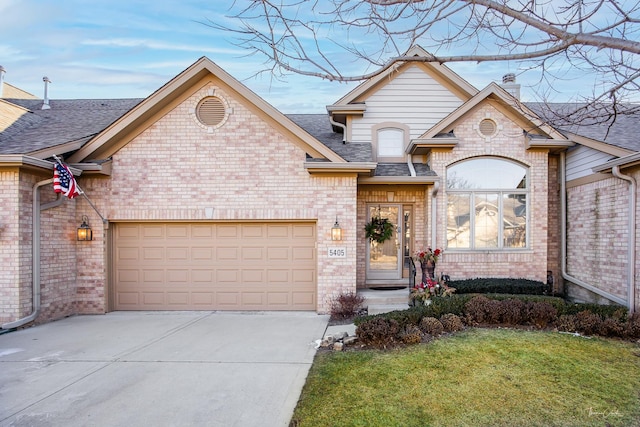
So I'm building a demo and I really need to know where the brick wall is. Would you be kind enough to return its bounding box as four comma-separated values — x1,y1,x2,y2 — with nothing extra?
74,82,358,314
566,169,639,308
428,105,549,284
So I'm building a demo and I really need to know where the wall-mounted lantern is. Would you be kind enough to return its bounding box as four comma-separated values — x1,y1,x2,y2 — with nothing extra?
77,215,93,241
331,217,343,241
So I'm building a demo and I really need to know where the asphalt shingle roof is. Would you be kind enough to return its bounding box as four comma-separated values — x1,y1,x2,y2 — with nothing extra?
0,98,142,155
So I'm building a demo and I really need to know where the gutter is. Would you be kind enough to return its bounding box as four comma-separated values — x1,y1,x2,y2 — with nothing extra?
328,115,347,144
2,178,60,329
559,152,627,307
611,166,637,313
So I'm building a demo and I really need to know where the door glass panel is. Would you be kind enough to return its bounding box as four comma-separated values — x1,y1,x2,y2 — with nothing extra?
368,206,400,276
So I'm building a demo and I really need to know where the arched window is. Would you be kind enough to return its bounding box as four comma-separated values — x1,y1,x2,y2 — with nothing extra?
446,157,528,250
374,124,408,161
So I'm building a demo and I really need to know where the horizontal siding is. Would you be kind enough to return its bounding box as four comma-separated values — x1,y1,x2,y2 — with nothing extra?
566,146,616,181
351,65,464,142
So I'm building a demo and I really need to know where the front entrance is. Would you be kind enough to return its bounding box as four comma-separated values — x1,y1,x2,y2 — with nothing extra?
366,204,403,281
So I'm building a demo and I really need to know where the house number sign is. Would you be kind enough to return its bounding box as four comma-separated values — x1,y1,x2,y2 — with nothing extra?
328,247,347,258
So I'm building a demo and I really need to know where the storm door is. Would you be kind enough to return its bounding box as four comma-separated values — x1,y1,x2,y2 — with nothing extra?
366,205,402,280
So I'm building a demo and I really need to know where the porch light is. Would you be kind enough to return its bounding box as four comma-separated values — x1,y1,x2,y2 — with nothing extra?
77,215,93,241
331,217,343,241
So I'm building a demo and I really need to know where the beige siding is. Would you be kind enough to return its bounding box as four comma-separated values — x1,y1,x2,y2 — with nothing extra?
351,65,464,142
566,145,614,181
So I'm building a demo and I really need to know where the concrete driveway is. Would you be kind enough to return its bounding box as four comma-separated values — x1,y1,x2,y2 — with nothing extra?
0,311,329,427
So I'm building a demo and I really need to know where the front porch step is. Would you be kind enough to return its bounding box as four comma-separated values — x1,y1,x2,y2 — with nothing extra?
358,288,410,315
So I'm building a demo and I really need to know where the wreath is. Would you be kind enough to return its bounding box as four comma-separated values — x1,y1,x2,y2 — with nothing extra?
364,217,394,244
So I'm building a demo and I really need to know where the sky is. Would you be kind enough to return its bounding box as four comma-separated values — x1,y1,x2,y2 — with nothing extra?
0,0,623,114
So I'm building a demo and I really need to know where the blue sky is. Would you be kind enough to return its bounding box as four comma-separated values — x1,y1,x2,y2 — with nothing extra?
0,0,613,113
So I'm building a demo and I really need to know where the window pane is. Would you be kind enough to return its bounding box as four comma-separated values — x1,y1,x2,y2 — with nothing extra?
503,193,527,247
447,158,526,189
474,194,499,248
378,128,404,157
447,194,470,248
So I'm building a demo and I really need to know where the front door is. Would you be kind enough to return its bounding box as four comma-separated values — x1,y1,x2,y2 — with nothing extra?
366,205,402,280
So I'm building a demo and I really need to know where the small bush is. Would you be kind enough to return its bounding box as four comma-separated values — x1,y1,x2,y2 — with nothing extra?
465,295,493,324
330,292,366,320
527,301,558,328
440,313,465,332
624,313,640,339
356,317,400,348
555,314,578,333
501,299,526,325
420,317,444,336
399,324,423,344
574,310,603,336
600,317,625,338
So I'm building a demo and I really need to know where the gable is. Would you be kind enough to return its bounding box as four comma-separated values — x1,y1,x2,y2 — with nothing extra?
69,57,345,164
350,64,467,142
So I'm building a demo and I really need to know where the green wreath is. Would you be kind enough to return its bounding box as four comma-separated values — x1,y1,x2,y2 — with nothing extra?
364,217,394,244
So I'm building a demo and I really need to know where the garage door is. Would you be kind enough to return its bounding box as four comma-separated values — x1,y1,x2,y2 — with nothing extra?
113,222,316,311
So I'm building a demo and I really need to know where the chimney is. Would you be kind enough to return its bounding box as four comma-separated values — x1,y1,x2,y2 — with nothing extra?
0,66,5,98
501,73,520,100
42,76,51,110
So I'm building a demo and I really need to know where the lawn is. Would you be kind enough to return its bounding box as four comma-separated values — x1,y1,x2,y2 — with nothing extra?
291,328,640,427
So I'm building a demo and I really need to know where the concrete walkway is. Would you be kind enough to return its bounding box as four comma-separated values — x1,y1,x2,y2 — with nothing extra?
0,311,329,427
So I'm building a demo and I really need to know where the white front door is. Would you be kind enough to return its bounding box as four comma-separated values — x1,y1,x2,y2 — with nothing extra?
366,205,402,280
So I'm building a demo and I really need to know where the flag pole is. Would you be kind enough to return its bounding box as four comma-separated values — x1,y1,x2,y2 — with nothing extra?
52,155,108,224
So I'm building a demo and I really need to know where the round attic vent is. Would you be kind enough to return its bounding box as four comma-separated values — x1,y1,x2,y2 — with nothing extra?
196,96,226,127
479,118,497,137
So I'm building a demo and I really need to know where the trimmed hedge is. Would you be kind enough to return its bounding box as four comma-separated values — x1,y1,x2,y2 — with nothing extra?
448,278,548,295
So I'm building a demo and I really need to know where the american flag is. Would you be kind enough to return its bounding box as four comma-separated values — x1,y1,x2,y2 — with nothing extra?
53,162,80,199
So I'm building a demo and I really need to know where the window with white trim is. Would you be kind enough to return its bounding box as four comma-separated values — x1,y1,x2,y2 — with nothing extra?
446,157,528,250
377,128,404,159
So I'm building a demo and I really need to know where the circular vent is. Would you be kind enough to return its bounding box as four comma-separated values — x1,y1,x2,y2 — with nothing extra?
479,118,497,136
196,97,226,127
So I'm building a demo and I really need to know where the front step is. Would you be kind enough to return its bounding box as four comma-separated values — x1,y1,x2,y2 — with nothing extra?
358,288,410,315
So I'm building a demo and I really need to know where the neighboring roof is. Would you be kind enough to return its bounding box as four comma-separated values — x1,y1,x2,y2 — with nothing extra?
525,102,640,152
0,98,142,155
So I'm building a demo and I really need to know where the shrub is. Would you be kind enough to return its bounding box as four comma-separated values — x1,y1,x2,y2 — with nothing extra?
330,292,366,320
555,314,578,333
399,324,423,344
465,295,493,324
600,317,625,338
440,313,465,332
624,313,640,339
501,299,526,325
420,317,444,336
449,278,547,295
560,302,627,319
527,301,558,328
574,310,603,336
356,317,400,348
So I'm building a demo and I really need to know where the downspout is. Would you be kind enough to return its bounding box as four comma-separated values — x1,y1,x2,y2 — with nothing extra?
431,181,440,250
2,178,61,330
560,152,627,307
612,165,637,313
329,115,347,144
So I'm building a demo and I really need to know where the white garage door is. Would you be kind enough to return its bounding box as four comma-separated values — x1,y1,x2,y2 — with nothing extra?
113,222,316,310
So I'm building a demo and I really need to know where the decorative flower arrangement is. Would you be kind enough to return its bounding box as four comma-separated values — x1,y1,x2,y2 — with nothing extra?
410,277,455,305
414,247,442,264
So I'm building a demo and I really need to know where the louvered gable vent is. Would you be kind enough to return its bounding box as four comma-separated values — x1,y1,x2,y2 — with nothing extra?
197,97,226,126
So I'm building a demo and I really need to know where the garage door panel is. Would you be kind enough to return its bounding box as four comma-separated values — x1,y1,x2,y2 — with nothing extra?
114,222,316,311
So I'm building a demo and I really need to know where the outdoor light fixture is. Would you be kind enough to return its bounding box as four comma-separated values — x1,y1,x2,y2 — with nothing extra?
331,217,343,241
77,215,93,241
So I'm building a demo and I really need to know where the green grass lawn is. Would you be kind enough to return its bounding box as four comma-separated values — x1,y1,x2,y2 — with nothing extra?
291,328,640,427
